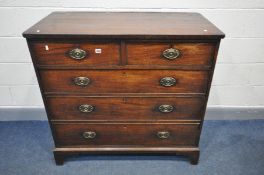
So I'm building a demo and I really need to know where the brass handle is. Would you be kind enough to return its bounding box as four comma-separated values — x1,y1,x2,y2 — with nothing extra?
160,77,176,87
79,104,94,113
83,131,96,139
74,77,90,86
163,48,180,60
69,48,87,60
159,104,174,113
157,131,170,139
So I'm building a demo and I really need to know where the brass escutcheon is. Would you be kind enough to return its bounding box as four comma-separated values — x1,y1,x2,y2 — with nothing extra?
163,48,180,60
159,104,174,113
160,77,176,87
79,104,94,113
83,131,96,139
74,77,90,86
69,48,87,59
157,131,170,139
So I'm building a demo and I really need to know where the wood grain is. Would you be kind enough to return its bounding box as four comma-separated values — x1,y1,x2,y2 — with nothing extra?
23,12,224,39
23,12,224,165
46,96,205,121
39,70,209,94
53,147,200,165
31,41,120,65
53,123,200,147
127,42,216,66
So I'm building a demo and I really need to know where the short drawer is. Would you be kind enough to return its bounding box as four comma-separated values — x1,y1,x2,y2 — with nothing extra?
47,97,205,121
31,42,120,65
39,70,209,94
53,123,200,147
126,42,215,66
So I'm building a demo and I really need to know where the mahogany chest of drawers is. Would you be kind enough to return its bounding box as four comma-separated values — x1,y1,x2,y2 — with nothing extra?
23,12,224,165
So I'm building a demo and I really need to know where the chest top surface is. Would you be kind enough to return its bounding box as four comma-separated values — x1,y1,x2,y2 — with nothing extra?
23,12,224,39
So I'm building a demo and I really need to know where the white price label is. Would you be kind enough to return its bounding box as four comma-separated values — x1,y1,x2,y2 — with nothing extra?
95,49,102,54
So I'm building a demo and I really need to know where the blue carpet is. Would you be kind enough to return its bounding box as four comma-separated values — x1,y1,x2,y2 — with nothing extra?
0,120,263,175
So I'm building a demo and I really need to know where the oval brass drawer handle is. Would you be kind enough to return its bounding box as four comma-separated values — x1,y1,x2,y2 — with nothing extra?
83,131,96,139
69,48,87,60
163,48,180,60
157,131,170,139
74,77,90,86
160,77,176,87
159,104,174,113
79,104,94,113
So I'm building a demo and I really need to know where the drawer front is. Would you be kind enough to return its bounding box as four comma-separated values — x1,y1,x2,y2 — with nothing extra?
31,42,120,65
53,123,200,146
47,97,205,121
126,42,215,66
40,70,209,93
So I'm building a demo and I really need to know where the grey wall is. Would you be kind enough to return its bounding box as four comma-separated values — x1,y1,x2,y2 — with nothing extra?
0,0,264,120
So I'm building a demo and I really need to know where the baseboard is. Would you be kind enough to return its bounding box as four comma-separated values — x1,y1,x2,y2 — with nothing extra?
205,106,264,120
0,107,47,121
0,106,263,121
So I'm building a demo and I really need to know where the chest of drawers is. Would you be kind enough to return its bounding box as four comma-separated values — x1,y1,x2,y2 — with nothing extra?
23,12,224,165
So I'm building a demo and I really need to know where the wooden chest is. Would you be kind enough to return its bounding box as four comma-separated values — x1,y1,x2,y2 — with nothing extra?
23,12,224,165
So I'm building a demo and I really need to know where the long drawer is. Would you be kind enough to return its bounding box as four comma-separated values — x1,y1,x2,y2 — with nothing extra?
47,97,205,121
39,70,209,94
126,42,215,66
53,123,200,147
31,42,120,65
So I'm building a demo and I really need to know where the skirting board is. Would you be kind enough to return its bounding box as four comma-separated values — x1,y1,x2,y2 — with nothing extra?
0,106,263,121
